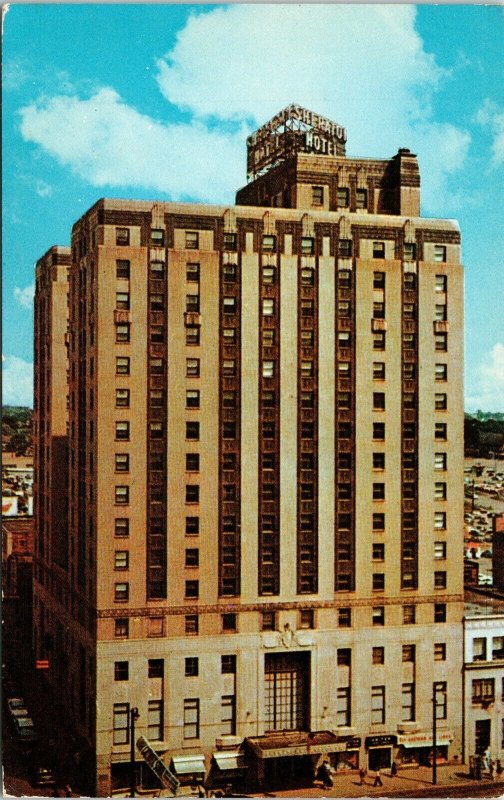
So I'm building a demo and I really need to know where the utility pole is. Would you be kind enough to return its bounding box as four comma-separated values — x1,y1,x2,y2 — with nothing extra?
432,685,437,785
130,707,140,797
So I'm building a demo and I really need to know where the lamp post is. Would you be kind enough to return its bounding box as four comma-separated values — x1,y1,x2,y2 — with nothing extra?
130,707,140,798
432,684,441,785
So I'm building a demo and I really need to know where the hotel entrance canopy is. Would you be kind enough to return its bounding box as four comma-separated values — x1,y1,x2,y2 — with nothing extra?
245,730,342,759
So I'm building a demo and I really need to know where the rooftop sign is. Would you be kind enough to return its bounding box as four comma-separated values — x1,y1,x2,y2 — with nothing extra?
247,104,347,180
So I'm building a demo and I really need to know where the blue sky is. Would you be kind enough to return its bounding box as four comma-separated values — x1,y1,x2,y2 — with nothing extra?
2,3,503,410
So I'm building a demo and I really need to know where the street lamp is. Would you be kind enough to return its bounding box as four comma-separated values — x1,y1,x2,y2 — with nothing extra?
432,686,437,785
130,707,140,798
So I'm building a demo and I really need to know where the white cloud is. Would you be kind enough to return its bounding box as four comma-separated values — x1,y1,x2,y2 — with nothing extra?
18,5,469,211
475,99,504,167
2,355,33,407
466,343,504,413
14,283,35,310
35,179,53,198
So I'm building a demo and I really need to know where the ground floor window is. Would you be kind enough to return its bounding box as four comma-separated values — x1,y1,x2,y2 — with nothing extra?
475,719,491,755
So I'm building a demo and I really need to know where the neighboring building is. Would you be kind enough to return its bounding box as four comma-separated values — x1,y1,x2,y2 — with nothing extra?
463,610,504,762
33,106,464,795
492,514,504,592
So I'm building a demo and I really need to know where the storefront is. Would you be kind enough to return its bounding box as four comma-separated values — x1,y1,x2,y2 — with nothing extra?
207,750,248,793
333,737,361,771
396,731,452,766
365,735,397,771
244,730,343,790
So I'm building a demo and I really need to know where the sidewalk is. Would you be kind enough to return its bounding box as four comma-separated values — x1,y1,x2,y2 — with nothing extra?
248,763,504,797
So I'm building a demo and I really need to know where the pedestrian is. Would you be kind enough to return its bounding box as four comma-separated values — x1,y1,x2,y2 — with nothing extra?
496,759,503,776
65,785,72,797
489,760,495,779
373,769,383,787
390,761,397,777
359,766,367,785
319,760,334,789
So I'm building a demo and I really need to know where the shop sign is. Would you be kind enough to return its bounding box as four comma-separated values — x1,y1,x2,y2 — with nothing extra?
397,731,453,747
256,742,339,759
365,735,396,748
346,737,362,750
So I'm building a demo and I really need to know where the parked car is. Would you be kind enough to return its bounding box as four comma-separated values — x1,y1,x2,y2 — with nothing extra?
7,697,26,715
33,767,56,788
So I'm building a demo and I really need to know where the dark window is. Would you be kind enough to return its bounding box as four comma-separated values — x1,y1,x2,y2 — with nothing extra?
185,615,199,634
262,611,276,631
403,605,416,624
115,618,129,638
116,228,130,246
338,607,352,627
222,613,237,632
222,264,236,282
114,661,129,681
185,517,199,535
116,259,130,278
221,655,236,674
116,324,130,343
299,609,314,629
185,231,199,250
186,422,200,440
373,452,385,470
373,573,385,591
404,243,416,261
186,327,200,346
223,232,237,251
116,357,130,375
312,186,324,205
186,453,200,472
186,294,200,313
114,582,129,601
148,659,164,679
373,331,386,350
185,485,199,504
301,237,315,255
185,580,199,598
373,271,385,288
373,423,385,441
115,389,130,408
186,262,200,282
434,603,446,623
185,657,199,676
337,648,351,666
356,189,367,209
373,606,385,626
373,647,385,665
186,390,200,408
183,698,199,738
337,187,349,208
373,543,385,560
186,358,200,377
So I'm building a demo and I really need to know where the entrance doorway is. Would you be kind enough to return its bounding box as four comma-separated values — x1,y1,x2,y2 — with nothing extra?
368,747,392,771
475,719,491,755
264,652,310,731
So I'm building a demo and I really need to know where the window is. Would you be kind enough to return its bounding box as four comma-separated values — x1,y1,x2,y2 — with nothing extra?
115,486,129,505
185,580,199,598
403,605,416,625
185,614,199,634
116,324,130,343
150,422,163,439
402,644,415,662
222,263,236,282
373,271,385,289
116,259,130,278
147,700,163,741
373,452,385,470
222,613,237,632
404,272,416,290
116,357,130,375
312,186,324,205
356,189,367,209
435,332,448,351
186,262,200,282
338,608,352,627
403,333,416,350
433,681,447,718
262,266,276,285
299,609,314,629
493,637,504,660
434,541,447,560
185,516,198,535
372,606,385,626
183,699,200,739
222,360,235,376
337,648,351,666
221,655,236,674
115,453,129,473
185,657,199,676
115,618,129,638
147,659,164,679
433,642,446,661
435,304,447,322
223,297,236,314
336,687,351,727
301,300,314,317
150,260,164,278
373,331,386,350
186,422,200,441
434,245,446,263
150,357,164,375
186,358,200,377
403,362,415,380
434,482,447,501
186,327,200,346
262,361,274,379
262,235,276,252
186,294,200,313
372,243,385,261
334,186,349,207
373,573,385,591
339,239,352,258
263,298,275,316
373,513,385,531
434,512,446,530
221,695,236,735
301,237,315,255
150,326,164,343
435,452,447,471
373,392,385,411
185,453,200,472
435,363,447,382
300,268,314,286
404,243,416,261
338,300,350,318
150,294,164,311
403,303,415,320
373,483,385,500
185,231,199,249
372,543,385,561
115,518,129,538
402,683,415,722
116,291,130,311
115,661,129,681
434,603,446,623
223,232,237,251
372,647,385,665
373,362,385,380
472,679,494,705
263,328,275,347
113,703,130,744
186,390,200,409
435,274,447,292
373,423,385,441
185,485,200,504
114,550,129,571
371,686,385,724
223,421,236,440
261,611,276,631
115,582,129,601
373,302,385,319
473,638,487,662
116,228,130,246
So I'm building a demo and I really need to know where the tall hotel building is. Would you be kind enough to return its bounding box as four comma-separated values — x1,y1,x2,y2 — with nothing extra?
33,107,464,795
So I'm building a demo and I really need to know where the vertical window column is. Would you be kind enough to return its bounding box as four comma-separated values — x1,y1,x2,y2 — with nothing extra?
401,260,418,590
334,241,355,592
297,237,318,594
258,238,280,596
147,232,167,599
219,242,241,597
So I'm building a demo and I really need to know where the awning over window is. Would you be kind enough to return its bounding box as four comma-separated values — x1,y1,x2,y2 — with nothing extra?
212,751,247,771
171,755,206,775
397,731,453,748
245,730,341,759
